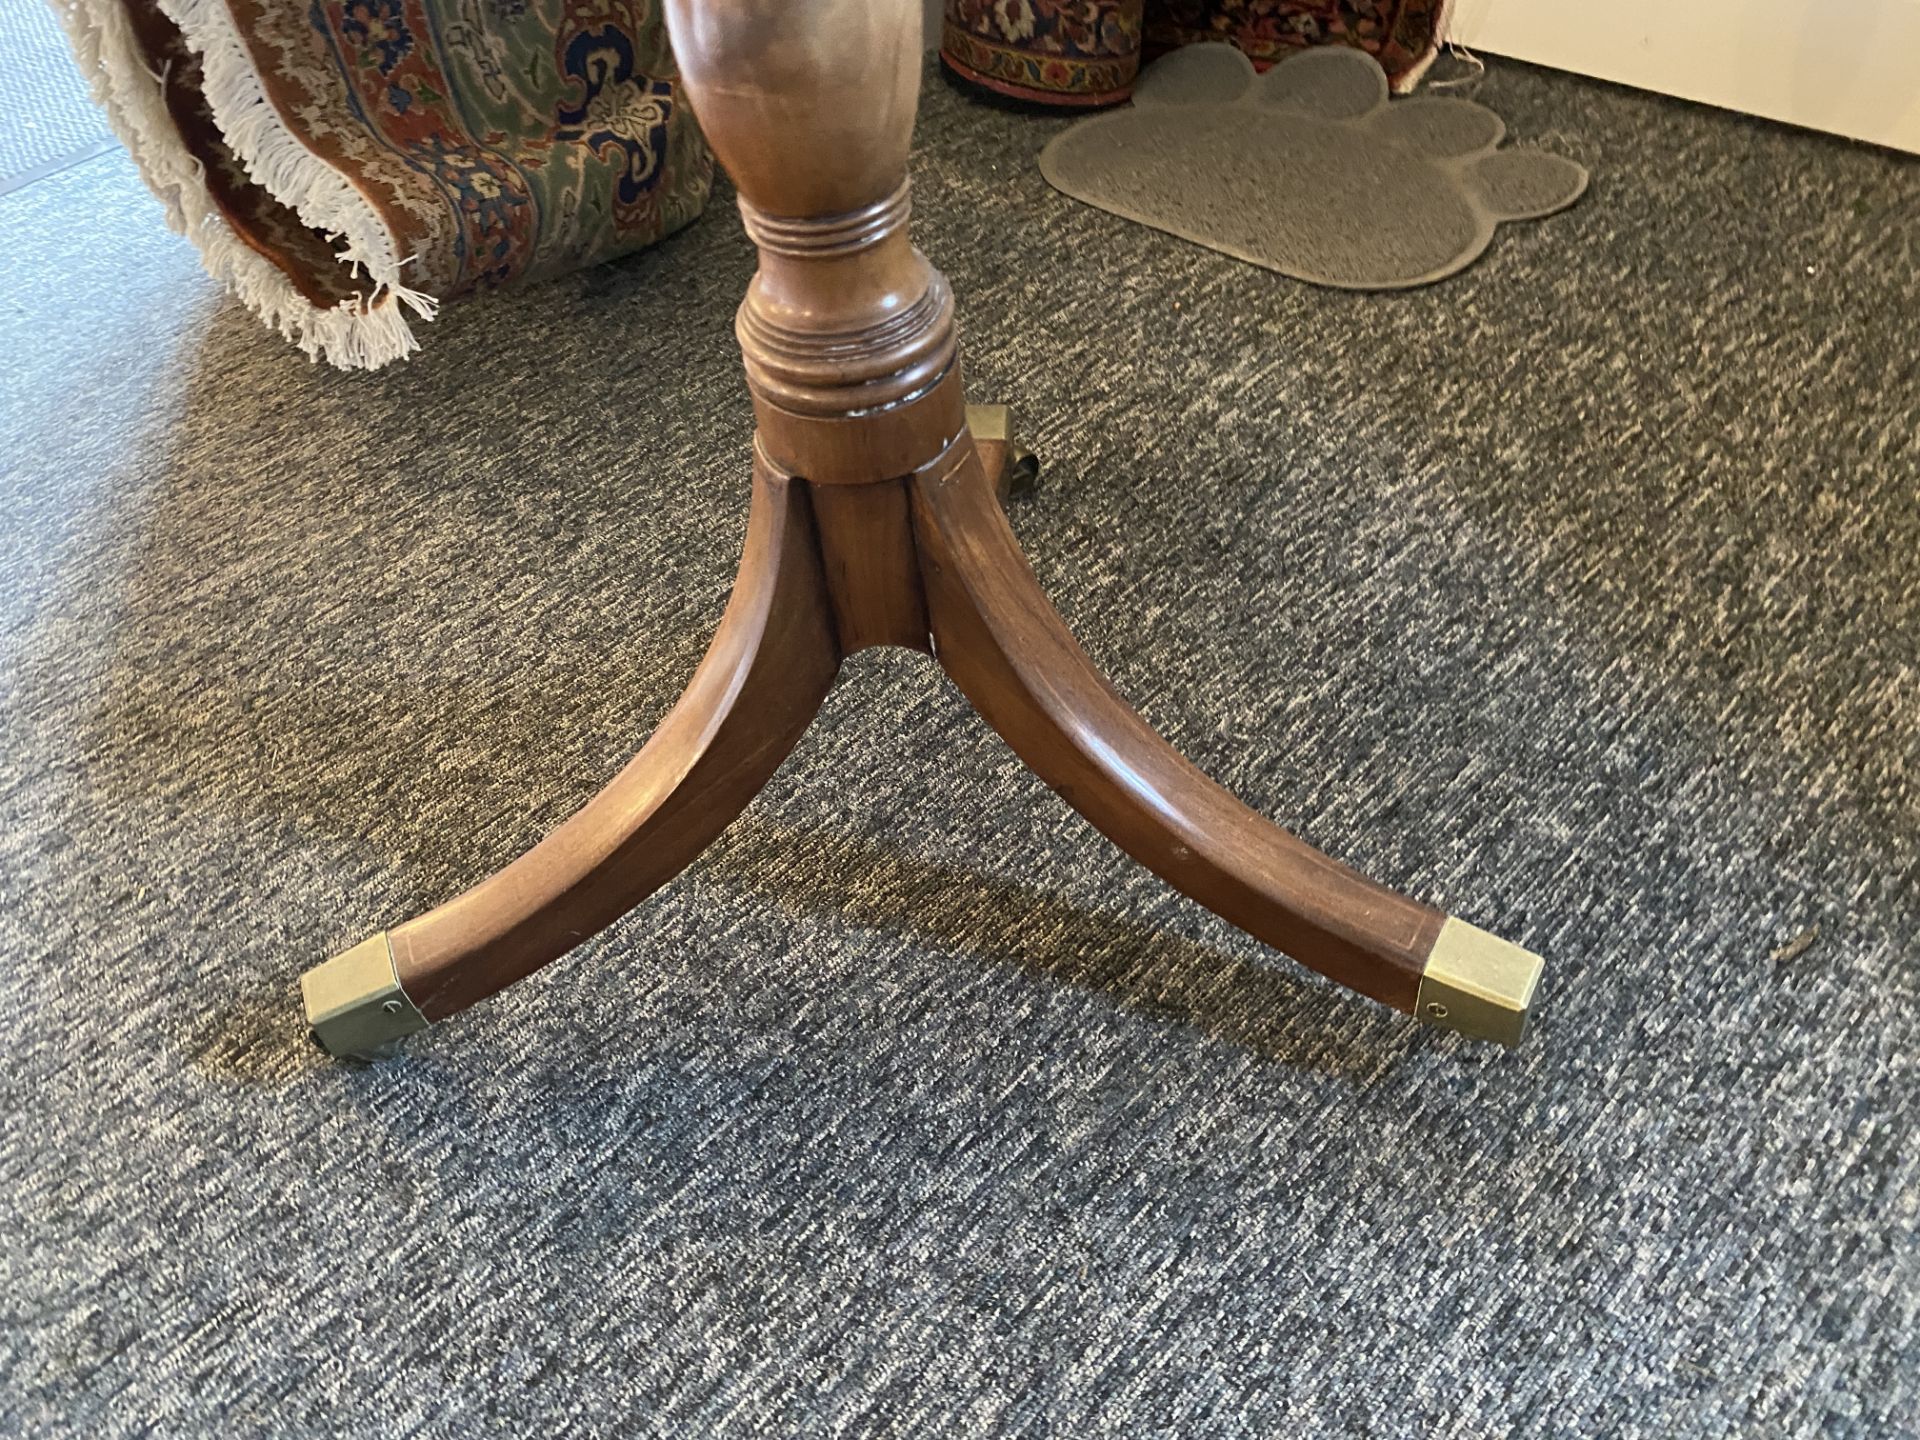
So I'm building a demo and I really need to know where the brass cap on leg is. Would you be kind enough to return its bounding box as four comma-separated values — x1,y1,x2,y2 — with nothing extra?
1416,917,1544,1048
301,932,428,1060
965,403,1010,445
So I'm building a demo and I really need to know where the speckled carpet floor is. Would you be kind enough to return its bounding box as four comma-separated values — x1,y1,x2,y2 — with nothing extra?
0,0,113,195
2,56,1915,1439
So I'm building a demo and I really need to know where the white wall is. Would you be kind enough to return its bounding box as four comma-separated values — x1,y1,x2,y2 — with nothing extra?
1449,0,1920,155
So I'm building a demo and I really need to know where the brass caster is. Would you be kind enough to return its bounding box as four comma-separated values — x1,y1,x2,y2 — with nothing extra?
968,403,1041,503
1003,448,1042,501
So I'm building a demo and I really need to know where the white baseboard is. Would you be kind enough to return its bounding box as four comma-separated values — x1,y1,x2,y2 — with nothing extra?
1449,0,1920,155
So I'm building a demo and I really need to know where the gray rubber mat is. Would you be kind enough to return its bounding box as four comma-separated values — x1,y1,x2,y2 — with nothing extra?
1041,44,1588,289
0,0,113,195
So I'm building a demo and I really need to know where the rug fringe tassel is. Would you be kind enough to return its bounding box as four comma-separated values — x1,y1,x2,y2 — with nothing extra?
50,0,437,368
1396,0,1455,91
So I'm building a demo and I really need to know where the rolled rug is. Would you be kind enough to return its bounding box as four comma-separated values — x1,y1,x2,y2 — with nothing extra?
940,0,1147,108
1141,0,1451,92
52,0,712,368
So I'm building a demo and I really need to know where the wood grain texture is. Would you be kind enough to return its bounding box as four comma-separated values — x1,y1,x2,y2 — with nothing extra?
808,476,932,653
389,462,841,1019
661,0,924,218
668,0,962,486
750,367,968,487
911,435,1445,1012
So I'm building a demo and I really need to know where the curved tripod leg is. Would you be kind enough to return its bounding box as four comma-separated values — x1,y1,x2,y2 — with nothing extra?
910,437,1542,1044
303,459,840,1056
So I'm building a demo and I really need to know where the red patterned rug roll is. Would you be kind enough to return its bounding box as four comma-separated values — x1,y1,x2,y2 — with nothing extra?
941,0,1450,107
941,0,1148,107
53,0,711,368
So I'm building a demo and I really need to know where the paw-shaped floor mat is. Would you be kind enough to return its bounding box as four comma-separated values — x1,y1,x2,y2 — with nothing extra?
1040,45,1589,289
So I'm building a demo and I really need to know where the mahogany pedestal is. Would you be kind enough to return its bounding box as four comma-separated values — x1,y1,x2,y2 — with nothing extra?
301,0,1543,1060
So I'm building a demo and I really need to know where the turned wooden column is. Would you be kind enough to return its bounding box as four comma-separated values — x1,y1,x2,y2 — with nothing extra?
664,0,966,492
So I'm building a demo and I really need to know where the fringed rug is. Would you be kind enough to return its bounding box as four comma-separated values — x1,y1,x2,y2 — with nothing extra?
940,0,1450,108
1142,0,1452,88
53,0,711,368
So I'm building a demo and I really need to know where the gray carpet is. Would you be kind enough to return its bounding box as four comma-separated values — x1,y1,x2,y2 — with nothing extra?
3,54,1916,1438
0,0,113,195
1042,45,1588,289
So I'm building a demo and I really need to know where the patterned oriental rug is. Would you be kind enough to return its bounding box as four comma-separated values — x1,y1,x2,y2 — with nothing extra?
1143,0,1451,85
942,0,1451,108
53,0,711,368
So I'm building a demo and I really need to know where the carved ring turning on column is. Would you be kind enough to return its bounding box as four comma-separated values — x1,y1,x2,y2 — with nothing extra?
300,0,1544,1061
